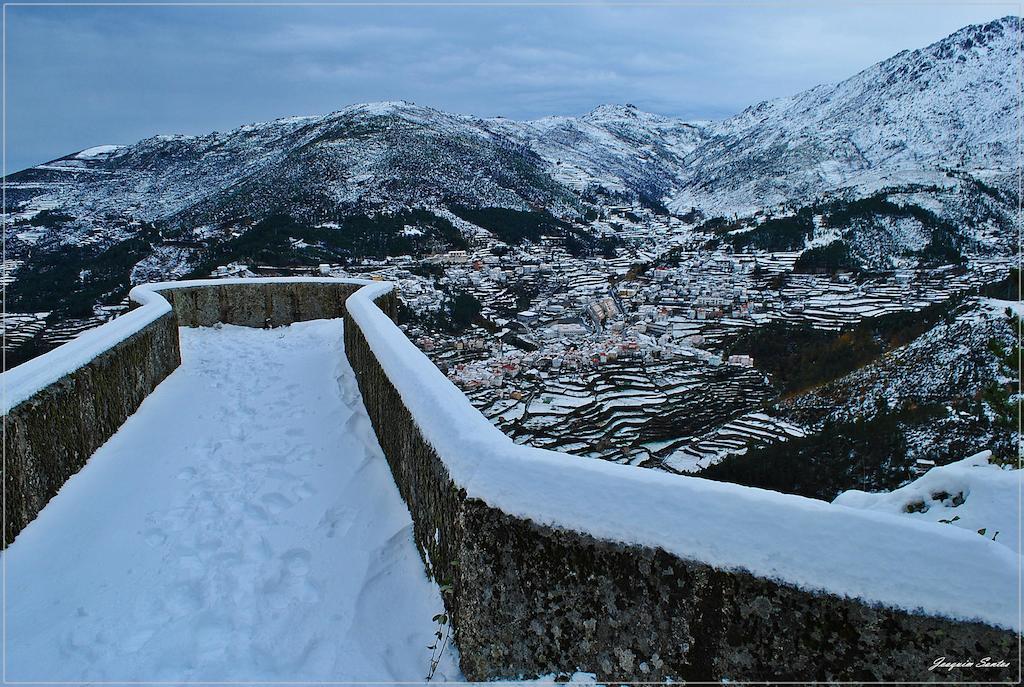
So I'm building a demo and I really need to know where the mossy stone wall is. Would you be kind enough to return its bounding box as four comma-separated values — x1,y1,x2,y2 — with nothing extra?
160,281,361,327
3,311,180,545
342,288,1019,683
3,280,363,547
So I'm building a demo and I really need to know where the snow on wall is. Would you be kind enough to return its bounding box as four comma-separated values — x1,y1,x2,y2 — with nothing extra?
0,277,373,415
0,277,371,547
0,288,171,415
3,276,1018,656
2,296,180,545
346,281,1020,632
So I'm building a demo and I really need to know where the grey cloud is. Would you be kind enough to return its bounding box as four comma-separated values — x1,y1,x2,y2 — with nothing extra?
4,2,1007,172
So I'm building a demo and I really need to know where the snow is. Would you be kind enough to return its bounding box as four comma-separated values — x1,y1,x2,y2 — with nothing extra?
135,275,372,295
667,16,1019,216
834,451,1020,552
32,164,113,174
0,284,171,414
3,319,461,682
0,277,370,415
982,296,1024,319
347,282,1020,631
74,144,124,159
401,225,426,237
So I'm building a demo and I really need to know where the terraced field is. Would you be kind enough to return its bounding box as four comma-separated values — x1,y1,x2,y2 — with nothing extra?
466,357,775,465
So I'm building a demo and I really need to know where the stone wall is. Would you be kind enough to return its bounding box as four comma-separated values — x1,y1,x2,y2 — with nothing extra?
343,287,1019,683
3,278,365,547
155,280,363,327
3,311,180,546
457,499,1016,682
343,287,465,589
4,278,1018,681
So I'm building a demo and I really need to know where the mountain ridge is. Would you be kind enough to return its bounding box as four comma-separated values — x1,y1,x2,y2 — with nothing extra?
3,15,1018,363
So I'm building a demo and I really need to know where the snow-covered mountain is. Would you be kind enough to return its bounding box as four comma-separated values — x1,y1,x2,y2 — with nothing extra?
3,16,1018,358
487,104,709,204
671,16,1019,215
7,102,576,237
781,296,1019,465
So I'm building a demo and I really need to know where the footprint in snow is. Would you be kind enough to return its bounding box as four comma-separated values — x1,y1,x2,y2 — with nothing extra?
243,503,270,524
260,492,294,514
143,528,167,547
293,482,316,500
281,548,312,577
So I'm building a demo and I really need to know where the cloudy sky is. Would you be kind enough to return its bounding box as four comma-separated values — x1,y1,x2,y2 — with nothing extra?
4,1,1013,171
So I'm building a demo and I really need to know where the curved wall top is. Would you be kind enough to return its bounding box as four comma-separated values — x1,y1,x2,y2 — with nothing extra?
346,281,1020,632
1,277,1018,634
0,277,371,414
2,289,171,415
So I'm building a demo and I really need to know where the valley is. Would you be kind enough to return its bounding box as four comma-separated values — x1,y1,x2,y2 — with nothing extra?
2,15,1018,500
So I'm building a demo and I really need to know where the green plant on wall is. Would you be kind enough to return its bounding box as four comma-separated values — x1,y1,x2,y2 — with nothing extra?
426,578,455,681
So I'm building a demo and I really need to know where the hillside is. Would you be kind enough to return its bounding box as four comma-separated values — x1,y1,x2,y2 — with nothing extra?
699,297,1019,500
670,16,1019,215
2,16,1018,367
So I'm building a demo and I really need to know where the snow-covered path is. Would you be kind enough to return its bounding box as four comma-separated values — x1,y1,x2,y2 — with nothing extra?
4,320,462,682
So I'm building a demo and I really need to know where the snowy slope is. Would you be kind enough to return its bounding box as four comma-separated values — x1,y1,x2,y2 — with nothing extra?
835,451,1019,554
2,16,1017,364
783,297,1018,424
670,16,1020,215
486,104,707,201
777,296,1019,468
6,101,577,237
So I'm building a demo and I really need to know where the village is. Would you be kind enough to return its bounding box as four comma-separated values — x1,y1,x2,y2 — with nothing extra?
14,204,1009,470
289,206,1011,469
